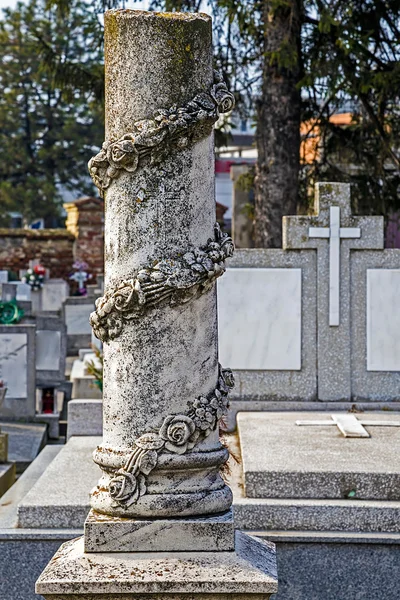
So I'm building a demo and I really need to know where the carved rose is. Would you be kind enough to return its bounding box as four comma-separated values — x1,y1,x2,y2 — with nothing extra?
160,415,196,454
221,368,235,389
90,225,234,343
89,73,234,193
109,469,146,506
107,135,139,173
210,72,235,114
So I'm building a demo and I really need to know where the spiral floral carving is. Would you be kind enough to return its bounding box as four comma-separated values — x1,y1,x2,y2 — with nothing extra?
108,365,234,508
88,71,235,194
90,223,234,343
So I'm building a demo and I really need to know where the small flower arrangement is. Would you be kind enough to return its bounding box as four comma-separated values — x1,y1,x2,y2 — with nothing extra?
70,260,90,296
24,264,46,290
85,346,103,392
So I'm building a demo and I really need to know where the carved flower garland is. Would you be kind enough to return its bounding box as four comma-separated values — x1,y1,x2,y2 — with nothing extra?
108,365,234,508
90,223,234,343
88,71,235,194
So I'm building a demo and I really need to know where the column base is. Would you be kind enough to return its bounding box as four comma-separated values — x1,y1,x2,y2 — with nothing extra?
36,531,278,600
84,508,235,552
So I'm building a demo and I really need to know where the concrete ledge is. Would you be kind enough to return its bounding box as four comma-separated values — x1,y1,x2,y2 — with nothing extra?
17,437,100,529
233,497,400,533
0,445,63,529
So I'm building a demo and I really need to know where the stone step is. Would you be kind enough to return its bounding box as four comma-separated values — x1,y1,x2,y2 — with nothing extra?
233,497,400,533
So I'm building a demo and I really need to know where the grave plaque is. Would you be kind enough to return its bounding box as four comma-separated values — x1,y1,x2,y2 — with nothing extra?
35,315,67,386
0,325,36,418
218,267,301,370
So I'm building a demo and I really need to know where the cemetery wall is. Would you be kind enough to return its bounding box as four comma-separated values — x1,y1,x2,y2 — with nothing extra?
64,196,104,281
0,229,74,279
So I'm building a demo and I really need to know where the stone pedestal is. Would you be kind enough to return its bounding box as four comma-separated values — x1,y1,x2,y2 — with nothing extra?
36,532,277,600
36,9,277,600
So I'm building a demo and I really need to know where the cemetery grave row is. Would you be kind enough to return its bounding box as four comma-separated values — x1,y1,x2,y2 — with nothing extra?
219,182,400,419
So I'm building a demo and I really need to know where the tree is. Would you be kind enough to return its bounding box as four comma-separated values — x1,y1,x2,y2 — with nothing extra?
301,1,400,219
254,0,301,247
27,1,400,241
0,0,104,226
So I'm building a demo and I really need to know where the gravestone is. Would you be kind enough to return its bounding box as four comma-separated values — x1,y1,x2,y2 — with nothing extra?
0,271,8,283
0,283,17,302
35,315,67,386
0,325,36,419
70,353,102,400
218,181,400,422
33,315,68,438
63,296,95,355
41,279,69,312
231,411,400,599
36,9,277,600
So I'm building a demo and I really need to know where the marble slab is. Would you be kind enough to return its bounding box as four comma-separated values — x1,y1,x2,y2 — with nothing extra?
36,330,61,371
218,267,302,370
0,333,28,398
13,282,31,301
237,411,400,500
0,271,8,283
64,304,93,335
367,269,400,371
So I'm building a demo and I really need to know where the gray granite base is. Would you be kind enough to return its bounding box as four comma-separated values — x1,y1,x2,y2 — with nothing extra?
266,532,400,600
84,508,235,552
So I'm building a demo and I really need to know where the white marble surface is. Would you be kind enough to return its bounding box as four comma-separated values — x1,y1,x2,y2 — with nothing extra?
0,333,27,398
65,304,93,334
0,271,8,283
367,269,400,371
218,268,302,370
41,280,69,312
13,282,31,301
36,330,61,371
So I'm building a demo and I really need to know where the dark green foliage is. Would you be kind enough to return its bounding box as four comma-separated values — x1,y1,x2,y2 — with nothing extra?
152,0,400,219
0,0,104,226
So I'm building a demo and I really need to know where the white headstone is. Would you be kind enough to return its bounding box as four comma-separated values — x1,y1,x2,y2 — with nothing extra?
0,271,8,283
0,333,28,398
367,269,400,371
218,268,302,370
36,330,61,371
64,304,93,335
13,282,32,301
41,280,69,312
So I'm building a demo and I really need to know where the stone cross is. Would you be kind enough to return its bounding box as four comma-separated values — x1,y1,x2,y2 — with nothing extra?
70,270,88,291
296,413,400,438
283,183,383,400
36,10,277,600
309,206,360,326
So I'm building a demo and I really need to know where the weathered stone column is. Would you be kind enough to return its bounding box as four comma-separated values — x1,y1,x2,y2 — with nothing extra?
87,9,234,518
36,10,278,599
